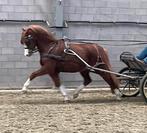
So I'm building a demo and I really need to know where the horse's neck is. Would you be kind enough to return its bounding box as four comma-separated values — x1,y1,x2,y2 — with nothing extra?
37,40,57,54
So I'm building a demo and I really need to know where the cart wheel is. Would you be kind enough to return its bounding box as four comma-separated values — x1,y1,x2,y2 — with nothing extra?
140,74,147,103
118,67,142,97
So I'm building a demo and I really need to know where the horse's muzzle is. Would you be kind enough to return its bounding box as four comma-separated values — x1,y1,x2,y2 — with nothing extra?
24,47,32,57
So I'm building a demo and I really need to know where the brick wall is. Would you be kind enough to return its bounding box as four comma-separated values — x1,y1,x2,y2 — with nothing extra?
63,0,147,86
0,0,55,88
0,0,146,88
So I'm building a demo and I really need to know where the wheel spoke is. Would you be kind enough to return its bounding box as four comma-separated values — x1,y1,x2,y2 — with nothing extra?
141,76,147,103
119,67,140,97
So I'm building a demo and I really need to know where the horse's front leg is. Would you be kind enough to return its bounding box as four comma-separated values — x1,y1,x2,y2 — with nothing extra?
22,65,49,92
22,78,31,92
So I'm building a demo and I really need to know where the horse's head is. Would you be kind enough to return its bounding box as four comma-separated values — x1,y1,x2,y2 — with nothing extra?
21,27,38,57
21,25,58,56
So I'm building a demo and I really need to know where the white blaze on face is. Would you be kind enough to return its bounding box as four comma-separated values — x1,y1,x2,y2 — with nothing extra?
24,45,29,56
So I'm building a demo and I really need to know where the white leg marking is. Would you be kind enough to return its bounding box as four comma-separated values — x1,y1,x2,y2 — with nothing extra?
114,89,122,100
73,84,85,99
22,78,31,92
59,85,68,96
59,85,71,102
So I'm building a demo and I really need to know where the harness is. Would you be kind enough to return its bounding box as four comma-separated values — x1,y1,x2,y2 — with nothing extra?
41,38,70,61
41,37,105,69
24,32,104,68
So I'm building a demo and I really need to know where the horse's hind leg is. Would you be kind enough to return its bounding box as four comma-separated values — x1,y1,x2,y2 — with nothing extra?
95,65,122,100
73,70,92,99
96,47,122,100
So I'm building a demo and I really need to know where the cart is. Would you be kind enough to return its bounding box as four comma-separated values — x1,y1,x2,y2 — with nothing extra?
119,52,147,102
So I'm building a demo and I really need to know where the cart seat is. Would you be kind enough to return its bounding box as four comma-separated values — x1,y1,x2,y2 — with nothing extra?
120,52,147,72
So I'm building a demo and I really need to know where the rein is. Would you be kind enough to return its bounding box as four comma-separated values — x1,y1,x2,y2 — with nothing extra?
30,48,38,54
47,42,58,54
41,41,66,61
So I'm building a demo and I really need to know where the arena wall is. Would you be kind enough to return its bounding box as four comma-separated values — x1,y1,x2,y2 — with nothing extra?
0,0,146,88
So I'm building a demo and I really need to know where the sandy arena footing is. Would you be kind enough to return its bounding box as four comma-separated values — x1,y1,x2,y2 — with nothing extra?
0,88,146,133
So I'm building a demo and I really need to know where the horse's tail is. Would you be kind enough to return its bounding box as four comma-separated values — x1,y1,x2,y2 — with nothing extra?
95,45,120,92
94,45,112,69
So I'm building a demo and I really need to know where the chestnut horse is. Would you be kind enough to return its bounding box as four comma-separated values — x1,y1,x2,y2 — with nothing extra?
20,25,121,101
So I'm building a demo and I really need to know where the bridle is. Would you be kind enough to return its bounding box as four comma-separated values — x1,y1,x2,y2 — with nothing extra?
23,34,38,56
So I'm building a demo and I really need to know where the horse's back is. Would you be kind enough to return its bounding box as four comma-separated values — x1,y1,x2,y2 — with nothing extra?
70,43,101,56
70,43,104,64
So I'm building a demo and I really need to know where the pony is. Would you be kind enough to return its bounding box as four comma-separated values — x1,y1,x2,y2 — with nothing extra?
20,25,121,101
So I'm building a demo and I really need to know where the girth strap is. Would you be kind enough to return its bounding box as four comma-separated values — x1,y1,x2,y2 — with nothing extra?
41,53,65,61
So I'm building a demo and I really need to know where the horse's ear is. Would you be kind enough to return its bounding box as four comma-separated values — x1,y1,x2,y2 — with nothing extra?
22,28,26,31
27,28,33,34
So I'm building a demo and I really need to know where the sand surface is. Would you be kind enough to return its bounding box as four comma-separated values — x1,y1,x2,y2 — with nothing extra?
0,89,147,133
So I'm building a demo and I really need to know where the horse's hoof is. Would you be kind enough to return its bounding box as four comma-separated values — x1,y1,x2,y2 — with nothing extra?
114,89,122,100
21,89,28,94
73,93,79,99
64,96,71,103
116,96,122,101
64,99,71,103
